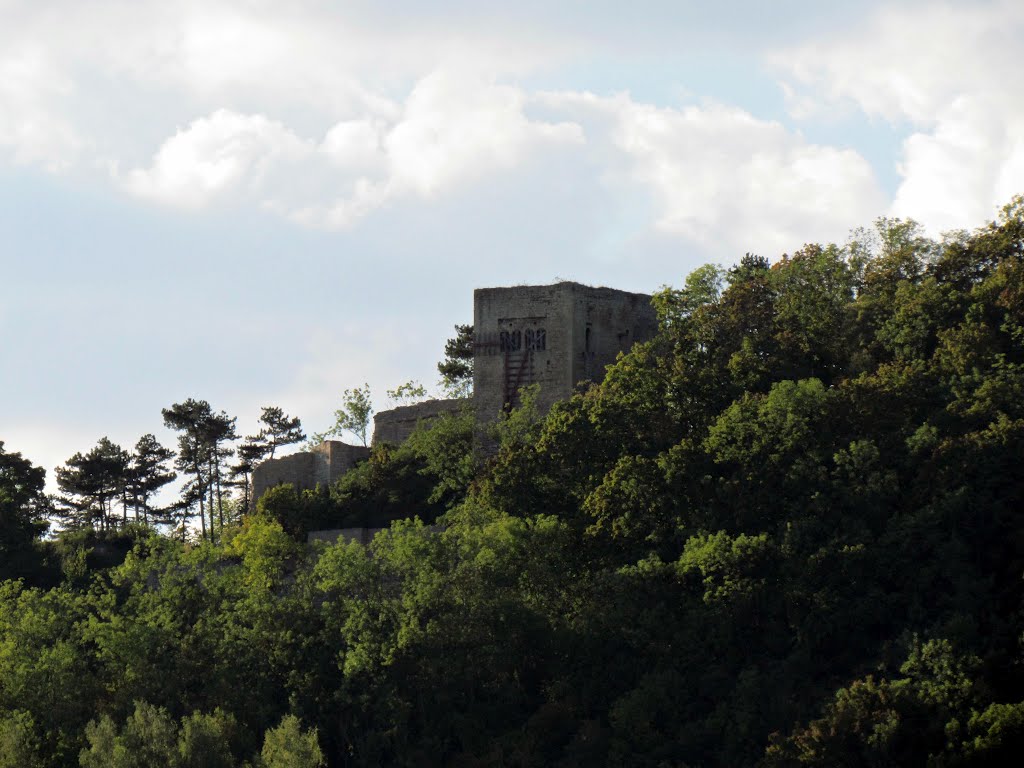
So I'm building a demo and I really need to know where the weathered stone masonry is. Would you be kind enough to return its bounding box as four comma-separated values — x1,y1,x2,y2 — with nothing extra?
251,440,369,507
371,398,465,446
473,281,657,449
251,399,467,507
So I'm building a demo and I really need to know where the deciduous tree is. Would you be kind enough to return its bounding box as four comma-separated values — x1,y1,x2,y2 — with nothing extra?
311,385,373,447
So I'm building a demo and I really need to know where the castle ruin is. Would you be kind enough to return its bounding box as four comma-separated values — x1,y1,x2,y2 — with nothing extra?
251,281,657,506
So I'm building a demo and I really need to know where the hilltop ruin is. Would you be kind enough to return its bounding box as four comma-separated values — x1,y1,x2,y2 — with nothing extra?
251,281,657,506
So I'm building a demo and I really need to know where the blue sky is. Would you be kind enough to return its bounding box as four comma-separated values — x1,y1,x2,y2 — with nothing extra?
2,0,1022,489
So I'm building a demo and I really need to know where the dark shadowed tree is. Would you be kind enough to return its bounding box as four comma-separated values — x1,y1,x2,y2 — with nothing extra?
126,434,176,524
258,406,305,459
207,418,237,533
54,437,129,532
230,437,268,513
230,406,305,511
162,399,237,541
0,442,49,581
163,399,214,540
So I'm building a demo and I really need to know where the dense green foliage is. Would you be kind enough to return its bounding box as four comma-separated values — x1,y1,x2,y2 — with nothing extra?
0,442,49,582
3,200,1024,766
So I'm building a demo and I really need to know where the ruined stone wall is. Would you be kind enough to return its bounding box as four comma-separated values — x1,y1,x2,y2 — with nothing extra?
251,440,369,507
472,282,656,447
307,527,386,546
307,525,444,546
251,452,319,507
311,440,370,484
371,398,467,446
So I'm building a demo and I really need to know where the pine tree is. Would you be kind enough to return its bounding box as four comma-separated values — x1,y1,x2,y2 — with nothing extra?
54,438,129,532
258,406,305,459
438,323,474,396
162,400,237,542
126,434,176,525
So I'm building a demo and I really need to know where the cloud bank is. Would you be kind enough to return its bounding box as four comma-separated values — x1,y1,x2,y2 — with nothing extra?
1,0,1020,249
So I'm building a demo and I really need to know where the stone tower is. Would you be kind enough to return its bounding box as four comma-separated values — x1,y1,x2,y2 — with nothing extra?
472,282,657,432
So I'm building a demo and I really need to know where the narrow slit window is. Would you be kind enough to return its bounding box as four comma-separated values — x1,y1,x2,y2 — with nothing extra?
499,330,509,352
525,329,535,350
536,329,546,350
511,330,522,351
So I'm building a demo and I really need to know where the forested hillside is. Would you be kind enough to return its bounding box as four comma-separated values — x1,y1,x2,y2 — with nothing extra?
2,199,1024,767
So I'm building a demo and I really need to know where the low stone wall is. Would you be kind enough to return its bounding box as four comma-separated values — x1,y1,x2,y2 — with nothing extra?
251,440,370,507
251,452,320,506
307,527,386,546
372,398,467,446
307,525,444,546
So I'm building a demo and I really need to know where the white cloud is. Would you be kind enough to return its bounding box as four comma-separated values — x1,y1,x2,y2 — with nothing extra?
384,71,584,197
773,0,1024,232
894,94,1024,231
146,71,876,251
543,92,885,255
321,120,385,172
126,70,583,226
309,70,584,225
0,0,563,173
121,73,883,251
124,109,312,207
306,180,392,230
0,45,83,171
